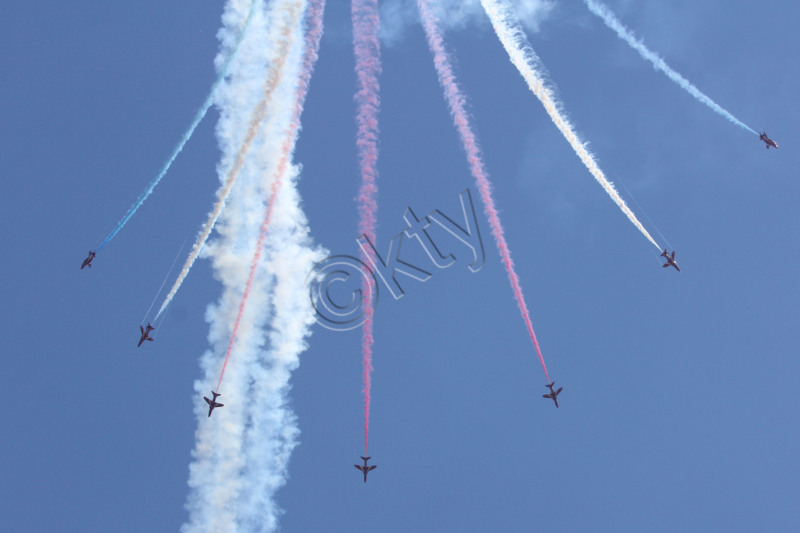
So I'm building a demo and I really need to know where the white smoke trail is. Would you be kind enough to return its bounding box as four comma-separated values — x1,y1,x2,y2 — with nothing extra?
182,0,325,531
584,0,756,135
481,0,661,250
154,0,301,321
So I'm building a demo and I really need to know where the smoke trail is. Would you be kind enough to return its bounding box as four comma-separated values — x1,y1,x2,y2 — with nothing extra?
235,0,327,522
96,3,255,253
183,0,326,531
211,0,302,405
584,0,756,135
352,0,380,455
481,0,661,250
154,0,301,321
141,233,188,325
417,0,551,383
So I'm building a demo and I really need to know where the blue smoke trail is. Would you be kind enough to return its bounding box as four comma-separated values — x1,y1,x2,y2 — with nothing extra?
584,0,757,135
97,3,255,252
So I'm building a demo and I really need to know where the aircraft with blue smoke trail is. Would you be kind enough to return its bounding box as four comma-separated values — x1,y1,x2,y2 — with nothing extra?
354,456,377,483
661,250,681,272
204,391,224,417
759,132,778,150
80,251,96,270
137,324,155,347
543,382,563,408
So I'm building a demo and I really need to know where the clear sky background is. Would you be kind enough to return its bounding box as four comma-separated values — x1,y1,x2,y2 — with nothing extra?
1,1,798,531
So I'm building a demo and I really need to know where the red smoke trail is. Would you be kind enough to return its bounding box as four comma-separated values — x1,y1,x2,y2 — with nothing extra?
417,0,550,383
216,0,325,391
351,0,380,455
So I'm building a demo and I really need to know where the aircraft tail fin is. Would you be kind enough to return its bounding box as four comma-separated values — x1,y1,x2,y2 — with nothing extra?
361,456,371,461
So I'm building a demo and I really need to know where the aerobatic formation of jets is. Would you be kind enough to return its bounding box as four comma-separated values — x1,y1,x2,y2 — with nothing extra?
76,6,784,489
661,250,680,272
138,323,155,347
355,456,377,483
80,124,782,479
204,391,224,417
543,382,563,408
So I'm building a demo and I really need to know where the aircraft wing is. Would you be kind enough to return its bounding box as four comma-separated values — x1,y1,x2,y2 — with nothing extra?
556,387,563,394
355,465,365,472
368,465,377,471
204,397,212,406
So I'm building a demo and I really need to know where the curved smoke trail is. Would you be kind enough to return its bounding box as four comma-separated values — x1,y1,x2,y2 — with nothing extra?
417,0,551,383
154,0,301,321
481,0,661,251
96,3,255,253
352,0,380,455
584,0,757,135
183,0,326,531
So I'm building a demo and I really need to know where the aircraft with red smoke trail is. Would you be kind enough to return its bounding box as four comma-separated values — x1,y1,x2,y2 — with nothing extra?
81,251,96,270
204,391,224,417
137,323,155,347
543,382,563,408
661,250,680,272
759,132,778,149
354,456,377,482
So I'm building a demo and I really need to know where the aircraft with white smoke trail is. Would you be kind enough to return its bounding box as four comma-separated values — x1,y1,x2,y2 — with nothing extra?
760,132,779,150
137,324,155,347
583,0,757,136
354,456,377,483
203,391,223,418
80,251,96,270
661,250,680,272
479,0,663,252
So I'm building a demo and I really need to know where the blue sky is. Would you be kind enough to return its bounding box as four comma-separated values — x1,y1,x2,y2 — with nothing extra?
1,1,798,531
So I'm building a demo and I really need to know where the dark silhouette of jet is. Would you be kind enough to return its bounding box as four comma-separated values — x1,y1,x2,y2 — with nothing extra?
354,456,377,483
81,251,96,270
661,249,680,272
543,382,563,408
204,391,224,417
138,323,155,347
759,132,778,149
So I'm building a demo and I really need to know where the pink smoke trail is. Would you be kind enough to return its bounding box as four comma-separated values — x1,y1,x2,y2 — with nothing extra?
417,0,550,383
217,0,326,391
351,0,380,455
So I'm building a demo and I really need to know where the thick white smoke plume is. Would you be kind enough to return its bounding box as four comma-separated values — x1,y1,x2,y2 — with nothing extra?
182,1,326,531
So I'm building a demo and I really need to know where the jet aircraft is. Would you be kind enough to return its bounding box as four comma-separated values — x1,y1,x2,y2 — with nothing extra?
81,251,96,270
354,456,377,483
204,391,224,417
543,382,563,408
661,249,680,272
137,323,155,347
759,132,779,149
